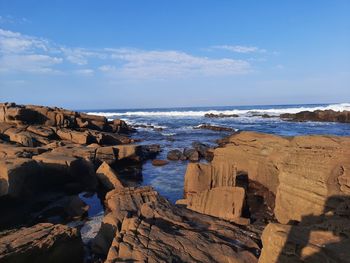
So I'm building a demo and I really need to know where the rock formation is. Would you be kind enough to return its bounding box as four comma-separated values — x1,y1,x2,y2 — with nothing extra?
182,131,350,262
0,223,84,263
92,186,260,263
204,113,239,118
194,123,236,132
280,109,350,123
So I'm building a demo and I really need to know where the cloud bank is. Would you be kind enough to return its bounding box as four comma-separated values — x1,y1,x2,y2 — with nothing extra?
0,28,263,79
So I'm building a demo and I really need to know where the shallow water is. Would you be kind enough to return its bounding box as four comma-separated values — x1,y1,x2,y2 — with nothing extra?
86,103,350,203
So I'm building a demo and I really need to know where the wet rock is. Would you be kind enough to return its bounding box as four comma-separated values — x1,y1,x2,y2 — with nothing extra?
96,162,124,190
194,124,235,132
204,113,239,118
183,148,200,162
280,109,350,123
151,159,169,166
167,149,184,161
191,141,211,159
0,223,84,263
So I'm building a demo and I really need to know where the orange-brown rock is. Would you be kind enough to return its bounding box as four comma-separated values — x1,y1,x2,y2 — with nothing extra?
96,162,124,190
92,186,260,263
259,204,350,263
0,223,84,263
0,158,41,197
151,159,169,166
185,186,249,225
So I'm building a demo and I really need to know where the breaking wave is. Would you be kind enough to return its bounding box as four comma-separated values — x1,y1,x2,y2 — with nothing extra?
87,103,350,118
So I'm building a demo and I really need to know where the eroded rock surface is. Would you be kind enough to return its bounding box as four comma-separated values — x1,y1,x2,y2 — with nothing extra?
93,186,260,263
0,223,84,263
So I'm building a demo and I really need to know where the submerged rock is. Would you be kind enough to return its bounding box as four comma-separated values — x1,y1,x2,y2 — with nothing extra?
151,159,169,166
204,113,239,118
194,123,236,132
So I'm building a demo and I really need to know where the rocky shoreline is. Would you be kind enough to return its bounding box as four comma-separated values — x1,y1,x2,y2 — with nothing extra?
0,102,349,262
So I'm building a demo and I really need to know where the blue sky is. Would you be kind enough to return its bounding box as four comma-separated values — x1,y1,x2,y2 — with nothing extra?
0,0,349,109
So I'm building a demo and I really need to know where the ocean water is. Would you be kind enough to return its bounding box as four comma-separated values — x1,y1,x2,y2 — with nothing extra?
86,103,350,203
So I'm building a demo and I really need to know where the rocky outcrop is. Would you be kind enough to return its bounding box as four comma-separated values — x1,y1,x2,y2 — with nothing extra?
182,131,350,262
96,162,124,190
194,123,236,132
204,113,239,118
0,102,134,132
280,109,350,123
0,223,84,263
92,186,260,263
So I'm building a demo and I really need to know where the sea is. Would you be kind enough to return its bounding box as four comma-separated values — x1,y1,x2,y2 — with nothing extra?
76,103,350,249
85,103,350,203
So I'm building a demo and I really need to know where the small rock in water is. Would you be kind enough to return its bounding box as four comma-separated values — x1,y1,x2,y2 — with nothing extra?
152,159,169,166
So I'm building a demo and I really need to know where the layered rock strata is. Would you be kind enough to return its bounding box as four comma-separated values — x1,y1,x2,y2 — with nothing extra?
92,186,260,263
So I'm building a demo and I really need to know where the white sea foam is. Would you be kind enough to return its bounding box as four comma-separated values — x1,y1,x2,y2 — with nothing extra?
86,103,350,118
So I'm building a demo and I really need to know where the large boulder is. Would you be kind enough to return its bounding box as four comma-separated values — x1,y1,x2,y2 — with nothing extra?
0,158,41,197
96,162,124,190
0,223,84,263
92,187,260,263
33,152,97,190
185,186,249,225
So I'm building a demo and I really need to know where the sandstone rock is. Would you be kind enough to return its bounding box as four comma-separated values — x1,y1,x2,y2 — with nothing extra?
167,149,184,161
259,214,350,263
151,159,169,166
0,223,84,263
95,146,119,165
184,160,237,199
96,162,124,190
0,158,41,197
56,128,93,145
33,152,97,190
115,144,142,160
192,131,350,225
92,187,260,263
0,143,48,159
186,186,249,225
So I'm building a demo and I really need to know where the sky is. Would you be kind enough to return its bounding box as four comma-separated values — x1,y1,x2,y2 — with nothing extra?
0,0,349,110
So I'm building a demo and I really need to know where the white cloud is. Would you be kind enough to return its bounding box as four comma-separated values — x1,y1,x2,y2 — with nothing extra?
0,29,49,53
212,45,266,54
104,48,251,78
74,69,94,76
0,28,255,78
0,54,62,73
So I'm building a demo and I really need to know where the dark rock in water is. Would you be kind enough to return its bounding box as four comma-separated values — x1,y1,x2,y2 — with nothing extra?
0,223,84,263
280,109,350,123
92,187,260,262
191,141,212,161
251,113,275,118
167,149,184,161
194,124,235,132
151,159,169,166
204,113,239,118
183,148,200,162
